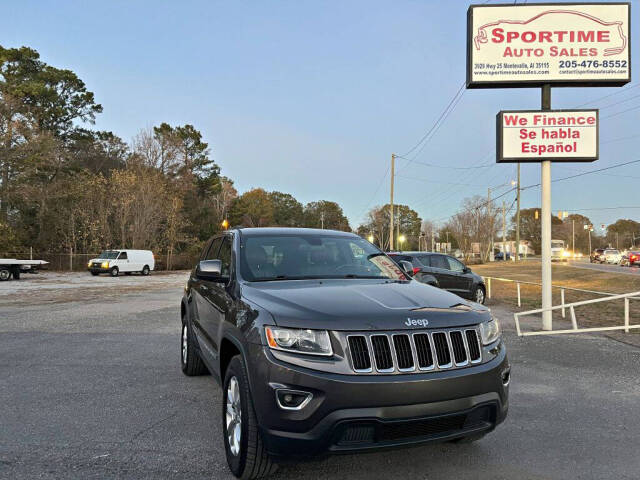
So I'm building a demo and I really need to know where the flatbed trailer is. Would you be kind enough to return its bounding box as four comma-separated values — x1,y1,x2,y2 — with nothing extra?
0,259,48,281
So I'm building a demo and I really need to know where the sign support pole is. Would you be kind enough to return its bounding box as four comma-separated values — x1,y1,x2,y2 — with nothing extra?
541,84,552,331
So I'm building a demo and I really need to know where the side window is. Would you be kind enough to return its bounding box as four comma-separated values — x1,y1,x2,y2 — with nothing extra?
118,251,128,260
446,256,465,273
200,239,213,260
218,236,232,277
205,237,223,261
430,255,449,270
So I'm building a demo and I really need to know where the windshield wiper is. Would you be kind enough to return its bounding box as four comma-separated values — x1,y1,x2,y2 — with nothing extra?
341,274,386,279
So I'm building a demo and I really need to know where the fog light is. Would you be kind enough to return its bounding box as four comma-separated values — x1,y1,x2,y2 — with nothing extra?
276,389,312,410
501,368,511,387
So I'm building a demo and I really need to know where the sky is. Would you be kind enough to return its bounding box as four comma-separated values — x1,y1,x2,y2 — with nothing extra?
5,0,640,234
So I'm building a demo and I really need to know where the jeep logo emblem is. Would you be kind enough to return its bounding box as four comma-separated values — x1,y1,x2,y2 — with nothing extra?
405,318,429,327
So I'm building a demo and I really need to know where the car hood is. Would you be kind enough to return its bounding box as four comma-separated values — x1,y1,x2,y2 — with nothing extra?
241,279,491,330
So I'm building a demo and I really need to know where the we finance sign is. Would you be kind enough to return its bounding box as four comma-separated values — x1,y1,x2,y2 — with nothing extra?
496,110,599,163
467,3,631,88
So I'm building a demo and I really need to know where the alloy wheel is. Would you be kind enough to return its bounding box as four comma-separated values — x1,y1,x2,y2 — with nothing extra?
181,324,188,365
225,376,242,456
476,288,485,304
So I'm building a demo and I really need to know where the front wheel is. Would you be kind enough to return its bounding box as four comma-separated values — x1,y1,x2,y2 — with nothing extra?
473,285,486,304
223,355,277,479
0,268,10,281
110,267,119,277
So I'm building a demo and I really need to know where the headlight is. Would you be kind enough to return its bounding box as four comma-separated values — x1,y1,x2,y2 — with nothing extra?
265,326,333,356
101,261,109,268
87,261,92,268
480,318,501,345
562,251,571,257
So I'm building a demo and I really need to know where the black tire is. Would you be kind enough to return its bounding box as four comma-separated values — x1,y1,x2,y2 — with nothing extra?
90,272,99,276
110,267,119,277
180,321,207,376
0,268,10,281
450,432,488,444
473,285,486,304
141,265,150,276
12,268,20,280
223,355,277,479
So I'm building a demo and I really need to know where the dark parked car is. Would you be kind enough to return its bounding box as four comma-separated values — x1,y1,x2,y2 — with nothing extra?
590,248,605,263
181,228,509,479
388,251,487,304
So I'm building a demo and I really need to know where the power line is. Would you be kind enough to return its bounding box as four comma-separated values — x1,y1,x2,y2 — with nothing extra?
521,158,640,190
398,157,494,170
598,92,640,110
395,174,488,188
573,83,639,108
357,164,390,221
399,81,466,159
601,103,640,120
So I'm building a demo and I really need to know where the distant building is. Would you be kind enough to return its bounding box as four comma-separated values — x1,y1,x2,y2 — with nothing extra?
497,240,535,256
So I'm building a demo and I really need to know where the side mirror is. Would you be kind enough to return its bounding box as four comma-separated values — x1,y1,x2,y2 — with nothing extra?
197,259,222,280
398,260,415,277
463,266,471,273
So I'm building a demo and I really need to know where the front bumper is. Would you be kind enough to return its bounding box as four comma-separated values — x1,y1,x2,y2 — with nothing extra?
246,341,509,459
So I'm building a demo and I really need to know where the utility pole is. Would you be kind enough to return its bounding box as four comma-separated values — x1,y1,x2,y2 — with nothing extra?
502,201,506,260
320,211,324,229
515,163,521,262
572,219,575,254
540,84,552,331
389,154,395,251
488,188,493,261
431,230,435,252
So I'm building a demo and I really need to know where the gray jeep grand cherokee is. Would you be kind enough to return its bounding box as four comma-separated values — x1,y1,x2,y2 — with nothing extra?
181,228,509,479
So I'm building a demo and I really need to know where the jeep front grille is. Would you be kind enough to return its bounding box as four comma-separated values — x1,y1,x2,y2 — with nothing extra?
345,328,482,374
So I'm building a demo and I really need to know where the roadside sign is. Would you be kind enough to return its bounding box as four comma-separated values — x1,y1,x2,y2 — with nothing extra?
496,109,598,162
467,3,631,88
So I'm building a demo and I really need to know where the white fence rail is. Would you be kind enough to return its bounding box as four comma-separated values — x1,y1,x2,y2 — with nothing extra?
514,291,640,336
483,275,640,317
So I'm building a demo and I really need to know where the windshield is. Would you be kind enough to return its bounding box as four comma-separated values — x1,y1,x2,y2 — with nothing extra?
551,241,564,248
98,250,119,259
240,234,407,281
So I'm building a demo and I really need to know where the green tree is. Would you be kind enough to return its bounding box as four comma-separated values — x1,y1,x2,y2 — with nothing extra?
67,129,128,174
0,45,102,220
270,191,303,227
358,204,421,250
510,208,563,254
607,218,640,249
303,200,351,231
229,188,274,227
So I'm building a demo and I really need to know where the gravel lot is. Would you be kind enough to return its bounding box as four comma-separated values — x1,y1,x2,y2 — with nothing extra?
1,273,639,479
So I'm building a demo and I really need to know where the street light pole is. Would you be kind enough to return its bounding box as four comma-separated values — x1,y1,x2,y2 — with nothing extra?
389,154,395,251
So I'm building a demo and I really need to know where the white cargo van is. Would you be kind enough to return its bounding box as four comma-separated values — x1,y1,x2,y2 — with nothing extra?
88,250,155,277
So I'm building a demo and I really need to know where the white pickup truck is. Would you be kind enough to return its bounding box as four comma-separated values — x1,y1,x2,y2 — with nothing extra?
0,259,48,281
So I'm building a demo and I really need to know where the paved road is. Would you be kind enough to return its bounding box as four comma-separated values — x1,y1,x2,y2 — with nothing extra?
565,259,640,276
1,276,640,479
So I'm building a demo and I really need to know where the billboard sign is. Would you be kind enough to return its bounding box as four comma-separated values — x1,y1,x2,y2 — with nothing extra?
496,109,598,163
467,3,631,88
